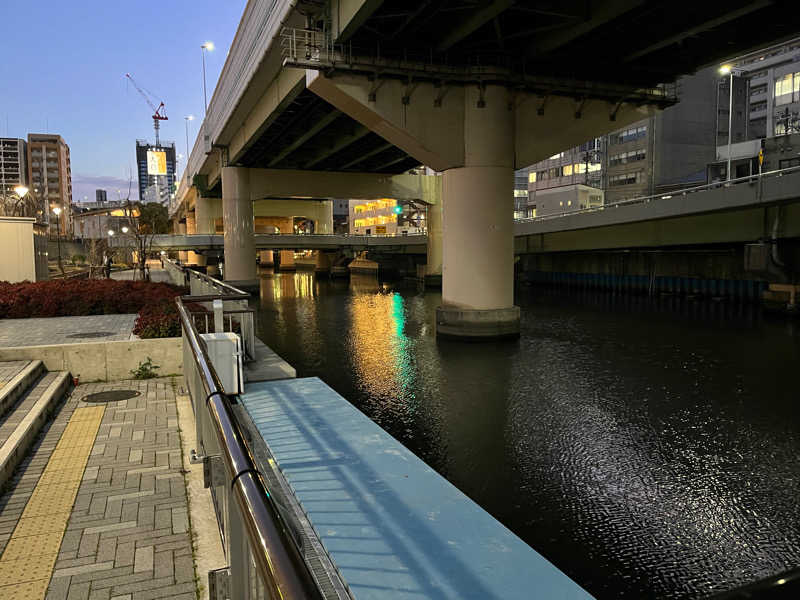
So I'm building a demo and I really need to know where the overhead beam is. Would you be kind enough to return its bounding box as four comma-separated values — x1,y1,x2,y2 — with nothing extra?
530,0,645,56
372,154,410,172
267,110,340,167
623,0,772,63
436,0,515,52
340,141,393,169
332,0,385,42
303,125,372,168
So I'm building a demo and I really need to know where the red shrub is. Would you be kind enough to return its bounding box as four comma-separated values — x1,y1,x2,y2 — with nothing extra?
0,279,188,338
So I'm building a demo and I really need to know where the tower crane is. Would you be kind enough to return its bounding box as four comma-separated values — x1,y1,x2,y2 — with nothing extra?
125,73,168,146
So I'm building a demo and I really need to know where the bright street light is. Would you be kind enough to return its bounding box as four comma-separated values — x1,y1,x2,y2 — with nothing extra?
720,64,743,181
108,230,115,236
122,226,129,233
201,43,214,114
14,185,28,197
52,206,62,216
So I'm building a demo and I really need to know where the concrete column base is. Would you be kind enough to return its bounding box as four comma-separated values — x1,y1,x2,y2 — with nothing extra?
435,306,520,340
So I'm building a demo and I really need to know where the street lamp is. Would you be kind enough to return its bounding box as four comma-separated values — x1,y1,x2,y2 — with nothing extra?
122,226,129,234
14,185,28,198
53,206,63,274
719,64,743,181
184,115,194,162
201,42,214,114
108,229,115,237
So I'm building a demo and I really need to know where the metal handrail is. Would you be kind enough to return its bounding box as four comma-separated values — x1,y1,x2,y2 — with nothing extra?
176,297,322,599
185,267,250,297
516,164,800,224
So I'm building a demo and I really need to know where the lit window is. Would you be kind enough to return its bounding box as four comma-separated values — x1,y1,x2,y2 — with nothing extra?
528,172,536,183
563,164,573,176
559,201,563,207
567,200,572,206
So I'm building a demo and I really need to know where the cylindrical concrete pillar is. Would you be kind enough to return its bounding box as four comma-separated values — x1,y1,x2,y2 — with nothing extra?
222,167,257,283
259,250,274,266
195,196,222,234
176,222,188,263
185,214,205,265
315,200,334,234
279,250,296,271
426,201,442,276
436,84,519,339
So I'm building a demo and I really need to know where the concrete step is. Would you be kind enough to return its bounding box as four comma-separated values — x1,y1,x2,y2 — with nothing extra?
0,369,71,489
0,360,45,420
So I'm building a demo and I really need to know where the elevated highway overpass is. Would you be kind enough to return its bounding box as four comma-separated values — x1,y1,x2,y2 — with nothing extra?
173,0,800,337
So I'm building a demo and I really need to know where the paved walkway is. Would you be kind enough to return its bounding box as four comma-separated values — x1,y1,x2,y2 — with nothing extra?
0,377,196,599
0,315,138,348
111,268,173,284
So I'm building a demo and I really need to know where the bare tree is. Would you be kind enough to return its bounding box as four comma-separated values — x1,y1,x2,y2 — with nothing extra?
120,180,168,281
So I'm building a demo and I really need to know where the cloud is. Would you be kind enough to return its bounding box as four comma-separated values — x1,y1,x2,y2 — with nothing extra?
72,174,136,203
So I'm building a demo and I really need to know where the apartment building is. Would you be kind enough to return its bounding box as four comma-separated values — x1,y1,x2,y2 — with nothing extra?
0,138,28,197
27,133,73,235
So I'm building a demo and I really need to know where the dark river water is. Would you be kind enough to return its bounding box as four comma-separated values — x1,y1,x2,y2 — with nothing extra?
253,270,800,599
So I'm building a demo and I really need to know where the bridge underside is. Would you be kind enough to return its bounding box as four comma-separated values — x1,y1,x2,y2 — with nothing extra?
176,0,800,338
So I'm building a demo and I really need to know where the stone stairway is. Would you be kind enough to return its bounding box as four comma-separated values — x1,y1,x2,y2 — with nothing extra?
0,360,71,488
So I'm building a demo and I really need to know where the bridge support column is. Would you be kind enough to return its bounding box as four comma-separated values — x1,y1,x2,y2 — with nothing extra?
259,250,274,266
176,222,188,263
222,167,257,285
436,85,519,339
185,214,203,265
195,196,222,234
426,201,442,278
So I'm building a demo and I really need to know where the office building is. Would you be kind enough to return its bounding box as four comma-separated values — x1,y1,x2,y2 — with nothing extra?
523,66,718,213
0,138,28,197
136,140,176,204
714,37,800,178
96,189,107,203
27,134,73,235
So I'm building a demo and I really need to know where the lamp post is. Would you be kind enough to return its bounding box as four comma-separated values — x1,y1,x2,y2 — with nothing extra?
53,206,63,275
201,42,214,114
184,115,194,162
719,65,743,181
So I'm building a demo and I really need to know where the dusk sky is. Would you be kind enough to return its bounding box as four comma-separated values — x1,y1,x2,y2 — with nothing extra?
0,1,246,202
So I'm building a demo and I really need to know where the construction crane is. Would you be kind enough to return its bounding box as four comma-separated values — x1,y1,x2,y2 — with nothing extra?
125,73,168,146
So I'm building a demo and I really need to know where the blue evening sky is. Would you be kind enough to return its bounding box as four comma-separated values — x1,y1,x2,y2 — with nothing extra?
0,1,246,202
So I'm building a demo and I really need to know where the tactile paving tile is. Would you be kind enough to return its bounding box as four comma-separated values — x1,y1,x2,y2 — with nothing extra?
0,533,64,560
38,467,87,486
0,404,106,594
14,514,71,537
0,579,50,599
0,555,57,585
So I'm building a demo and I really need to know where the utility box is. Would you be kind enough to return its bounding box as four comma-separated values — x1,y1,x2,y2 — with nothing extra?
201,332,243,395
744,243,769,272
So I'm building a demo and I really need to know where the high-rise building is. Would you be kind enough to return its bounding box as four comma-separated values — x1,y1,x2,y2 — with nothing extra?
136,140,176,204
27,134,73,235
0,138,28,196
95,189,107,203
522,66,718,214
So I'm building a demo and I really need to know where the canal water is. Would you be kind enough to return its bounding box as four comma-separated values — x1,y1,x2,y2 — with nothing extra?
253,271,800,599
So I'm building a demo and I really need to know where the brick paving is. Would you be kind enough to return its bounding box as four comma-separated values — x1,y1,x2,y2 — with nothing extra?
0,315,138,348
0,377,196,600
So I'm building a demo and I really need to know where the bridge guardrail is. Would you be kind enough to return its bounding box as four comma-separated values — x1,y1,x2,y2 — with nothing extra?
516,165,800,225
176,296,324,599
166,258,257,360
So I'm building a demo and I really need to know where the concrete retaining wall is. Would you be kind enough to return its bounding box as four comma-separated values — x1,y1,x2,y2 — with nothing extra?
0,337,182,382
